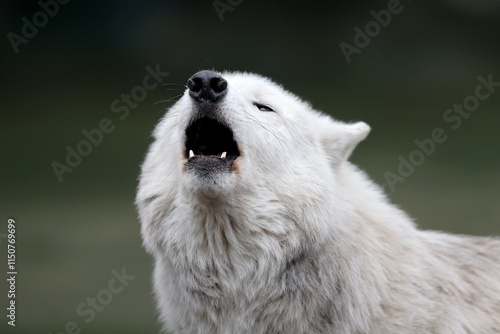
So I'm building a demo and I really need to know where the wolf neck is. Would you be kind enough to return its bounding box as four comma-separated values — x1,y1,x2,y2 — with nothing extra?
171,187,291,278
172,180,339,282
166,164,422,329
175,163,418,265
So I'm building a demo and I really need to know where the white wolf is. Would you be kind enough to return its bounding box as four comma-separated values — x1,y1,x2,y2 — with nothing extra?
136,70,500,333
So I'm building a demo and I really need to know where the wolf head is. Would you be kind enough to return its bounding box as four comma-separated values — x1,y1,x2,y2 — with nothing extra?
140,70,369,197
136,71,370,254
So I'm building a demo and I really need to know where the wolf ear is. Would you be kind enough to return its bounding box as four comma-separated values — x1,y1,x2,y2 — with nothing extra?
318,118,370,166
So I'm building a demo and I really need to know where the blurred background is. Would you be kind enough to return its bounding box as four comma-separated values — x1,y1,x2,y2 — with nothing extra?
1,0,499,333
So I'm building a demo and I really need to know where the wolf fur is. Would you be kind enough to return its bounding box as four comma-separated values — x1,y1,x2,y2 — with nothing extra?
136,71,500,333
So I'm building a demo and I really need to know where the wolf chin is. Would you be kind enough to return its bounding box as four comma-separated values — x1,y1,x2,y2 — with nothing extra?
136,70,500,333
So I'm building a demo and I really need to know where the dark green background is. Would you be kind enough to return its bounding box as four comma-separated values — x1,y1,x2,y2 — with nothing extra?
1,1,499,333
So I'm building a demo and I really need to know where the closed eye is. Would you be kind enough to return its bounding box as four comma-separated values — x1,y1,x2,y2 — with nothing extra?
253,102,274,112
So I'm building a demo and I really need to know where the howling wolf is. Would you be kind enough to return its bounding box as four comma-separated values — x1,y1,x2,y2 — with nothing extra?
136,70,500,333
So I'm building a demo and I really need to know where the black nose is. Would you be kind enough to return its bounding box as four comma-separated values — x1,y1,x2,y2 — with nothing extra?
187,70,228,103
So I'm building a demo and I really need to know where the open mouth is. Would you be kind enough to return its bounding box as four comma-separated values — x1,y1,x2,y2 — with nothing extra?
185,117,240,167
